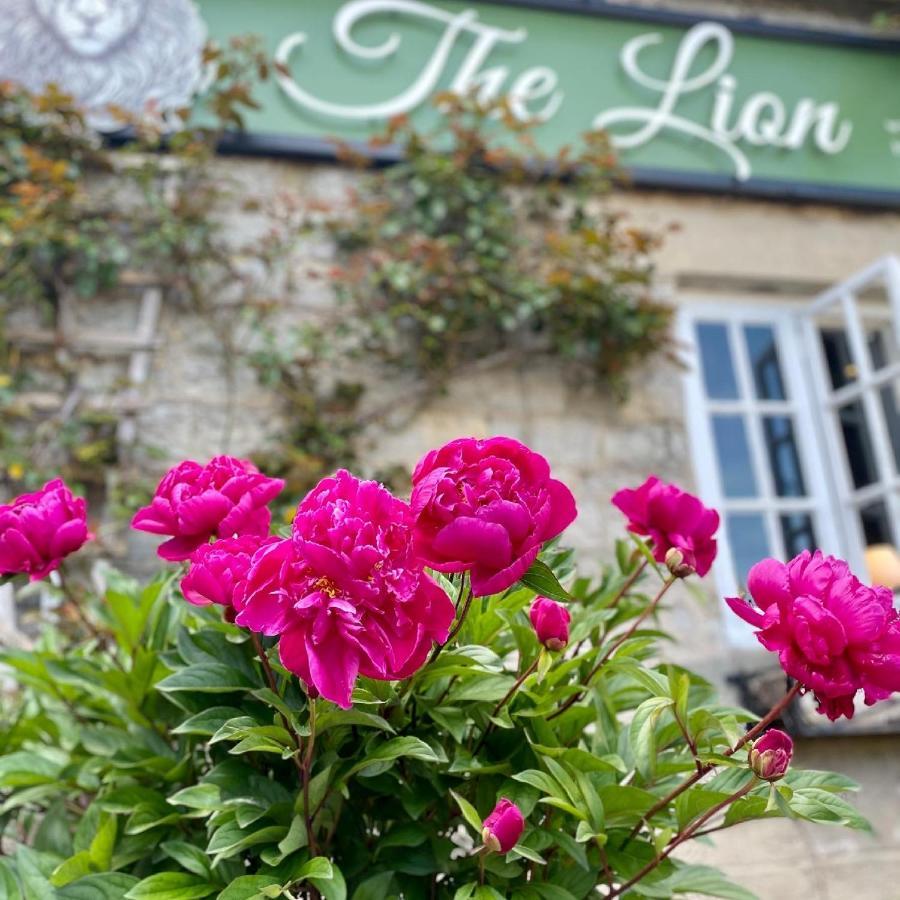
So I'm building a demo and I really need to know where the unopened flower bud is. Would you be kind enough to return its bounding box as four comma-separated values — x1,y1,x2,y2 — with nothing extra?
481,798,524,853
748,728,793,781
665,547,695,579
529,596,571,651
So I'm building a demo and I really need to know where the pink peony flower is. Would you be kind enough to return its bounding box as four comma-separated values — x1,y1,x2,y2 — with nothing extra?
410,436,577,597
612,476,719,577
132,456,284,561
481,798,525,853
0,479,91,581
726,551,900,721
529,596,571,651
235,470,455,708
181,534,277,612
748,728,793,781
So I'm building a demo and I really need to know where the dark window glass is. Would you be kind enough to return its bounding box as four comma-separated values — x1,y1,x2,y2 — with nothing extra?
712,416,758,497
867,324,898,372
780,513,817,557
820,328,857,391
879,381,900,473
762,416,806,497
696,323,739,400
727,513,770,587
859,500,894,546
869,329,889,370
744,325,786,400
837,400,879,488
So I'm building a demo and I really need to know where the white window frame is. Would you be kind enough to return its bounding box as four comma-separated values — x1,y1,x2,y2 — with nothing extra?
680,257,900,648
677,297,845,646
799,255,900,573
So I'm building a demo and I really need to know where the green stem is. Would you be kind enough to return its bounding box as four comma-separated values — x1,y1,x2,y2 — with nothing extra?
430,579,473,664
549,575,676,721
473,654,541,756
568,559,649,659
303,697,319,858
625,681,801,844
251,632,306,782
609,781,756,899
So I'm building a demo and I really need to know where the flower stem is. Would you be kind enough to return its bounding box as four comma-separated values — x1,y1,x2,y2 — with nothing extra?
728,682,802,755
303,697,319,858
608,780,756,898
473,655,541,756
624,682,801,844
430,579,473,664
568,558,649,658
549,575,676,721
250,632,306,782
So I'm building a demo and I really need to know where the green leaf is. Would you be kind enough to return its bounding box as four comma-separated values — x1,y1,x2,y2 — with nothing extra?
207,823,288,862
308,862,346,900
124,872,218,900
50,852,94,888
453,884,477,900
661,864,758,899
512,769,565,799
157,664,254,693
172,707,247,737
296,858,334,881
519,559,572,603
675,788,732,831
15,846,56,900
348,737,444,777
629,696,673,780
89,814,117,870
788,788,871,830
450,789,483,835
168,784,222,810
350,871,395,900
378,823,428,852
57,874,141,899
216,875,282,900
161,842,211,878
316,708,395,735
34,800,73,857
508,845,546,864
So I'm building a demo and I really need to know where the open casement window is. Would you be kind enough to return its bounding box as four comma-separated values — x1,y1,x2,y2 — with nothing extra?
679,256,900,649
800,256,900,580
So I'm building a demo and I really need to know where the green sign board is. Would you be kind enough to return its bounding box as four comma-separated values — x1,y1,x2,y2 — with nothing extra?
200,0,900,204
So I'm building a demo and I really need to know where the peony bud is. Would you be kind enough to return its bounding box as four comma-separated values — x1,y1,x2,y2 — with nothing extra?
529,596,571,651
748,728,793,781
481,798,525,853
665,547,695,579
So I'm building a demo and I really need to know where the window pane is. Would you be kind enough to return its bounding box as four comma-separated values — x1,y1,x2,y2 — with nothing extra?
837,400,879,488
780,513,817,557
867,323,899,372
696,323,739,400
712,416,758,497
879,379,900,473
762,416,806,497
727,513,770,587
820,327,858,391
744,325,786,400
859,500,894,545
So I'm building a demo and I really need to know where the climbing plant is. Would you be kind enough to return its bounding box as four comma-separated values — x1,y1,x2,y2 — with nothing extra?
1,75,672,535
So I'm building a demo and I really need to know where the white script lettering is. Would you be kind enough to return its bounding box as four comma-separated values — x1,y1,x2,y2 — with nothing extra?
274,0,563,123
594,22,853,181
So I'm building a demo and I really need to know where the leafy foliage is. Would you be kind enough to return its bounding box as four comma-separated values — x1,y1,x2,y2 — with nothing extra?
331,95,673,392
0,542,865,899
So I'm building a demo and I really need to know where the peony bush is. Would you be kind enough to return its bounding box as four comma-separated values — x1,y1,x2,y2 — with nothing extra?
0,438,884,899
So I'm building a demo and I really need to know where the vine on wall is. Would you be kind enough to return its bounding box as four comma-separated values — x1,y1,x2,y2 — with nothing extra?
1,66,673,542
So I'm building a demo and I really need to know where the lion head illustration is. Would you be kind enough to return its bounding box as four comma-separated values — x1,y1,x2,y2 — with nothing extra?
0,0,206,129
